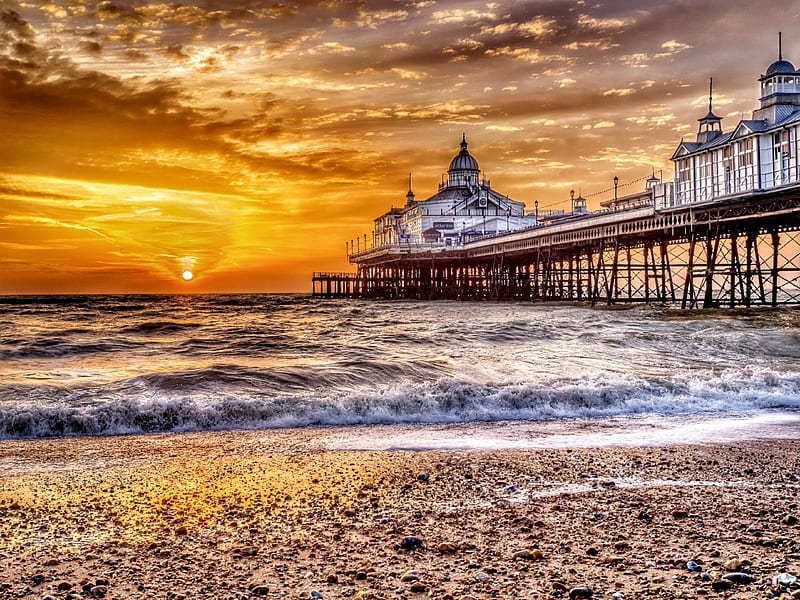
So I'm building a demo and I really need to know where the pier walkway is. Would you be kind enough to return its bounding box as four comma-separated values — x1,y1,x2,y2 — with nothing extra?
314,183,800,308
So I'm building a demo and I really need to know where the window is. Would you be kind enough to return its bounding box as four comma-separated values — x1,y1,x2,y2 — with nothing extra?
737,138,753,167
723,146,734,194
774,130,791,184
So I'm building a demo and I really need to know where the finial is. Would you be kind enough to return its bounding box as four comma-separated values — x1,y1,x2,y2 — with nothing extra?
779,31,783,61
460,133,468,151
408,172,413,192
709,77,713,113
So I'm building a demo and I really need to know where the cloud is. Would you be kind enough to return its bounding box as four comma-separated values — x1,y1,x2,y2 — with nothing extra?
1,9,36,39
80,40,103,54
430,8,498,25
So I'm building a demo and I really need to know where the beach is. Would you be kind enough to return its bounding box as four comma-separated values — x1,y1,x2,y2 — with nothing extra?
1,424,798,600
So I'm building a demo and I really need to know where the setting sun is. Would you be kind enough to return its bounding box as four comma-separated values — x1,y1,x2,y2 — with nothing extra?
182,271,194,281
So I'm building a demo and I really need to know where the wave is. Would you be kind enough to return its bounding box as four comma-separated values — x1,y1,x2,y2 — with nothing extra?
120,320,203,335
1,367,798,439
0,337,140,359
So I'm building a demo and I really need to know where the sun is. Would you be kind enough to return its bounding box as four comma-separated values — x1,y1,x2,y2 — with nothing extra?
182,270,194,280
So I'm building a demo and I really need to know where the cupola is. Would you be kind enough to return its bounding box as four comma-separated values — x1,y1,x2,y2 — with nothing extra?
697,78,722,144
442,134,481,189
405,173,415,206
755,32,800,122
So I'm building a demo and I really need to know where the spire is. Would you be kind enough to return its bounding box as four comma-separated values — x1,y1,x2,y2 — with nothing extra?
405,172,415,205
779,31,783,61
708,77,713,114
697,77,722,144
460,133,468,152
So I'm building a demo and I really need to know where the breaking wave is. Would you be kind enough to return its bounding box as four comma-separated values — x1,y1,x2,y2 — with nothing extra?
1,367,798,439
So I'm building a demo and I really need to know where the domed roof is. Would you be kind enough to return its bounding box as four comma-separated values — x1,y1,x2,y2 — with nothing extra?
448,135,480,172
766,59,796,76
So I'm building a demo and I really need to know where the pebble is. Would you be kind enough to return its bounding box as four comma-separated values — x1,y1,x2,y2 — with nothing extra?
174,526,188,536
30,575,45,586
401,571,421,582
723,558,742,571
512,549,544,560
437,542,458,553
711,580,733,592
408,582,427,593
671,509,689,519
250,586,269,596
722,572,754,584
399,536,424,550
613,541,629,550
776,573,798,586
569,588,594,600
417,472,430,482
686,560,701,572
89,586,107,597
310,591,323,599
783,515,798,525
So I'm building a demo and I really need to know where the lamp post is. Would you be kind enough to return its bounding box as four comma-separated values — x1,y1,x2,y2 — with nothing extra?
613,176,619,212
570,189,575,214
534,199,539,221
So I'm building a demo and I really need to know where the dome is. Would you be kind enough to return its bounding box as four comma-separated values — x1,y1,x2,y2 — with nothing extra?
766,59,796,76
448,135,480,173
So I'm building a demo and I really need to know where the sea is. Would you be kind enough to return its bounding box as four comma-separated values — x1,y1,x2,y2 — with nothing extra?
1,294,800,446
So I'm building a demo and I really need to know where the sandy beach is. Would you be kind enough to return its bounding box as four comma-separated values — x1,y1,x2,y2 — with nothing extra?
0,424,798,600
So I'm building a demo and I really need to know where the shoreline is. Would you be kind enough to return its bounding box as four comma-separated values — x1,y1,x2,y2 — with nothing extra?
1,424,799,599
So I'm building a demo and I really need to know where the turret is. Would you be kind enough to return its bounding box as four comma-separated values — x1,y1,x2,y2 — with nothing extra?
753,32,800,123
697,78,723,144
405,173,415,206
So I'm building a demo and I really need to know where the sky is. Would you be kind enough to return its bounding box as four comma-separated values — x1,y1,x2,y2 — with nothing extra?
0,0,798,294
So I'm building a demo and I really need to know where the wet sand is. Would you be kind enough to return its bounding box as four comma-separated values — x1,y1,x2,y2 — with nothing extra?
0,425,799,600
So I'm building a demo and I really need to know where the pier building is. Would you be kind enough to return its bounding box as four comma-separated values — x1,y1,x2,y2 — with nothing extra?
671,48,800,204
368,135,537,250
313,42,800,308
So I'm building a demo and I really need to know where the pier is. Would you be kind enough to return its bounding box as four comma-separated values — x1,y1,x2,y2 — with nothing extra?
313,47,800,308
314,183,800,307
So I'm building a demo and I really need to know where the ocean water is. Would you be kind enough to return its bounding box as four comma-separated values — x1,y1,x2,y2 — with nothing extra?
1,294,799,440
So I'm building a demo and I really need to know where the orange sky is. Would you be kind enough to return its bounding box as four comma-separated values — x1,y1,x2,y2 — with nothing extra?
1,1,798,293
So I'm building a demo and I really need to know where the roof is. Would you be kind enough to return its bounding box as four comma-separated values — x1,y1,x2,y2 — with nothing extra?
765,59,797,77
448,135,480,172
698,110,722,122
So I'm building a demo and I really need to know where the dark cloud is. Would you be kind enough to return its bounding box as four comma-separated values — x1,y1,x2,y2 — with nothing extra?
80,40,103,54
1,9,35,39
163,43,190,60
94,1,125,20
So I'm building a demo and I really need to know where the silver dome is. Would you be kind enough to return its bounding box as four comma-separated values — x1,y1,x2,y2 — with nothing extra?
448,135,480,173
766,59,796,76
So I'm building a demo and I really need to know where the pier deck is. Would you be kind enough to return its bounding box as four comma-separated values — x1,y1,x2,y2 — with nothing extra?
314,183,800,308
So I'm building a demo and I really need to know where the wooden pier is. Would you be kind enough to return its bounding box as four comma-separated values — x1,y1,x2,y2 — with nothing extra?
311,272,361,298
313,183,800,308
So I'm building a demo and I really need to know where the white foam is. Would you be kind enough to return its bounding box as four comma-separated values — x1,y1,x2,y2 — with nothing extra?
326,411,800,451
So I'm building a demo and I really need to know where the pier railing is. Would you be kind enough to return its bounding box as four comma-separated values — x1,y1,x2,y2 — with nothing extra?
323,182,800,307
